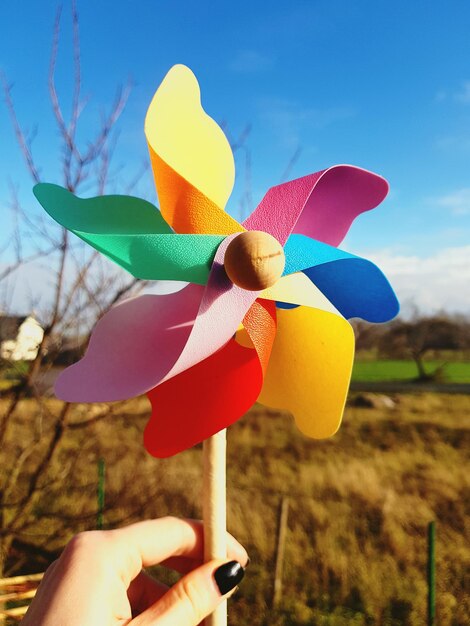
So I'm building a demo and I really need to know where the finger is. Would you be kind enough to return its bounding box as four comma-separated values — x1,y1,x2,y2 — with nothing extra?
130,559,245,626
160,530,248,574
129,535,249,614
127,571,169,615
108,518,248,584
159,556,199,575
41,559,58,583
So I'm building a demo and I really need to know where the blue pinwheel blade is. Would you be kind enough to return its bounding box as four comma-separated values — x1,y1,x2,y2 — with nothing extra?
282,234,399,323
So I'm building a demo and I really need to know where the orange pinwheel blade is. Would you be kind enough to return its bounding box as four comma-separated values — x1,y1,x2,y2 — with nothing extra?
145,64,243,235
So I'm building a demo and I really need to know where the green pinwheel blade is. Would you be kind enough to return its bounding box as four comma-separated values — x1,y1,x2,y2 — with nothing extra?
33,184,224,284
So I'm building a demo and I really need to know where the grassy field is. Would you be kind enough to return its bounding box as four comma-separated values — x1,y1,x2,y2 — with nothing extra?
4,357,470,391
352,359,470,383
1,392,469,625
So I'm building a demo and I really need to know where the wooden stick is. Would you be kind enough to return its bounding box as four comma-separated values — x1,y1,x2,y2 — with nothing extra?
0,605,29,618
203,429,227,626
97,457,105,530
273,496,289,607
427,521,436,626
0,573,43,588
0,589,36,604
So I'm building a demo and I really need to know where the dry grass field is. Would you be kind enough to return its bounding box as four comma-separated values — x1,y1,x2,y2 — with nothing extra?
1,391,469,625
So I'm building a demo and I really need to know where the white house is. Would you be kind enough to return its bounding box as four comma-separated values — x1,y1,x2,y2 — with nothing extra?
0,315,44,361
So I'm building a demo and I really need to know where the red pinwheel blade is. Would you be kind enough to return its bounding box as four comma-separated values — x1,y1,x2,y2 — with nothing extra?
144,299,276,458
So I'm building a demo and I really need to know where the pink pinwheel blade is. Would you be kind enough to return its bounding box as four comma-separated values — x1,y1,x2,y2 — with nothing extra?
55,285,203,402
163,233,260,382
55,234,259,403
243,165,388,246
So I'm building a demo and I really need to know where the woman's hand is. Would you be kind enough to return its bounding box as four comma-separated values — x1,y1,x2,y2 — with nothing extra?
21,517,248,625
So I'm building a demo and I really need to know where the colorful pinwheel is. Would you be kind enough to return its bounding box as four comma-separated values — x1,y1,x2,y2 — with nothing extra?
34,64,398,459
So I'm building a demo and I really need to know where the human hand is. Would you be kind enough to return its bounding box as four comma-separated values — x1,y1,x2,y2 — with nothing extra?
21,517,248,625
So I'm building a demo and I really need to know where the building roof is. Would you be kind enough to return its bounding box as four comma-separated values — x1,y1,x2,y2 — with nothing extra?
0,315,27,341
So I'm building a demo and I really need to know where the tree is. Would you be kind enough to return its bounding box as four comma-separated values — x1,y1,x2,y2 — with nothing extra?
0,1,147,578
0,3,255,581
379,316,462,380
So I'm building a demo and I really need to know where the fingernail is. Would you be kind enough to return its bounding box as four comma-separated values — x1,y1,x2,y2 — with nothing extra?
245,557,251,568
214,561,245,595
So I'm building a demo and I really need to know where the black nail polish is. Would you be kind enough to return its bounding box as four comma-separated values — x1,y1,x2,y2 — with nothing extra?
214,561,245,595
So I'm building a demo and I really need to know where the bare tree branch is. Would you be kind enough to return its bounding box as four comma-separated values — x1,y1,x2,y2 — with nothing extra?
279,145,302,183
0,72,41,183
0,1,166,580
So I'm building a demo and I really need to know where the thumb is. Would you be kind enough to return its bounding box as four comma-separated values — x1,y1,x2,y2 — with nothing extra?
131,560,245,626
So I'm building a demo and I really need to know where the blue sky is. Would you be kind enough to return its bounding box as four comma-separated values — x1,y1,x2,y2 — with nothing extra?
1,1,470,315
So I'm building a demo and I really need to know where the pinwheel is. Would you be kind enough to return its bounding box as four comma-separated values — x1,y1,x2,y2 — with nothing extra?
34,64,398,626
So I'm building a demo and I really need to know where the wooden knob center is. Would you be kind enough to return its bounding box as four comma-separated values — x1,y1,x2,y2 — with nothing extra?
224,231,285,291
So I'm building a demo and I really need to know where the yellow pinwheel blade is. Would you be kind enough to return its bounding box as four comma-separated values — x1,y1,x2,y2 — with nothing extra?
145,64,243,235
260,272,340,313
258,306,354,438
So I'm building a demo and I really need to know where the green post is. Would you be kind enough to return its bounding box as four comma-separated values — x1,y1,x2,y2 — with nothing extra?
427,521,436,626
97,457,105,530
